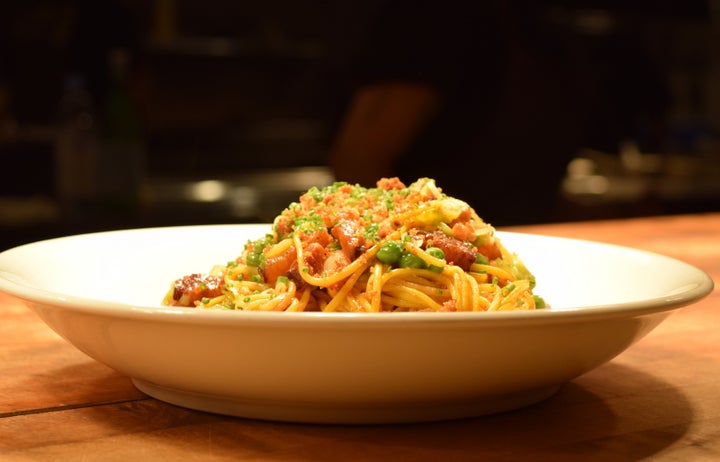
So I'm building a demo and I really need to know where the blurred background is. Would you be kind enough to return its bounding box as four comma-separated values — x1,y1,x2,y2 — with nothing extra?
1,0,719,251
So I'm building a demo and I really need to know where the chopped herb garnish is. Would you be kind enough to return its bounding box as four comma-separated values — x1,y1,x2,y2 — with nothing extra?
363,222,380,242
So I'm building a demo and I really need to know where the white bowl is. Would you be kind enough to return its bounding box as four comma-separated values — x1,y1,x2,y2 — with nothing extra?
0,225,713,424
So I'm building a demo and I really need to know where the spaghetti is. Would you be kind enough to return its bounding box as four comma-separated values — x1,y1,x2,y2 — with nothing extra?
162,177,546,312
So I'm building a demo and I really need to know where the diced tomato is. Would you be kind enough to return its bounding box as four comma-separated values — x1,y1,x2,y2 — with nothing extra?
261,247,297,285
331,219,366,260
451,221,477,242
477,239,502,261
323,249,351,275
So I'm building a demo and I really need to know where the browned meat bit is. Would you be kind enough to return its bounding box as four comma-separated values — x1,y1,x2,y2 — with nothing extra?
424,231,477,271
286,263,304,287
170,273,224,307
303,242,328,275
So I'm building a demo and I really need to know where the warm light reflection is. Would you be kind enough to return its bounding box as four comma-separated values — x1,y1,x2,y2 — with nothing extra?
230,186,257,217
190,180,226,202
584,175,610,195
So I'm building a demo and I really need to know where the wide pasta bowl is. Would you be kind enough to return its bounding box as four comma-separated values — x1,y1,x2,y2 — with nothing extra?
0,224,713,424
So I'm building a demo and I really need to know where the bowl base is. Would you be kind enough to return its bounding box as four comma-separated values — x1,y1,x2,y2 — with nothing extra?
131,378,561,424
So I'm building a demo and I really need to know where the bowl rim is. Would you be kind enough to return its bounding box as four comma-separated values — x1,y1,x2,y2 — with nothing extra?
0,225,713,328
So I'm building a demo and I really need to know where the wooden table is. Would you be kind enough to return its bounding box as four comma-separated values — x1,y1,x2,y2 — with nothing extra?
1,213,718,461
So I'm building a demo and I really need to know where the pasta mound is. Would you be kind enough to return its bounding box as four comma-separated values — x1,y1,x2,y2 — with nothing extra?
163,177,546,312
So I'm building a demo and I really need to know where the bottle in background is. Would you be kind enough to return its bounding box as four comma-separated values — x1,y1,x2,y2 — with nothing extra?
96,47,146,215
54,73,99,219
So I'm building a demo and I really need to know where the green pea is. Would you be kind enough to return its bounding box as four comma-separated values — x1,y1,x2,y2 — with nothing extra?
533,295,547,309
425,246,445,260
377,240,403,264
425,246,445,272
364,222,380,242
399,252,426,269
475,253,489,265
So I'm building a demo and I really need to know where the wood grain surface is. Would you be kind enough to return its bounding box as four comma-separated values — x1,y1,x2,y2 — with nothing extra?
1,213,718,461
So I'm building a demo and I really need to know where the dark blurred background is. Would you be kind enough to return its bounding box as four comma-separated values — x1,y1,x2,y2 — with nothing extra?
1,0,719,250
